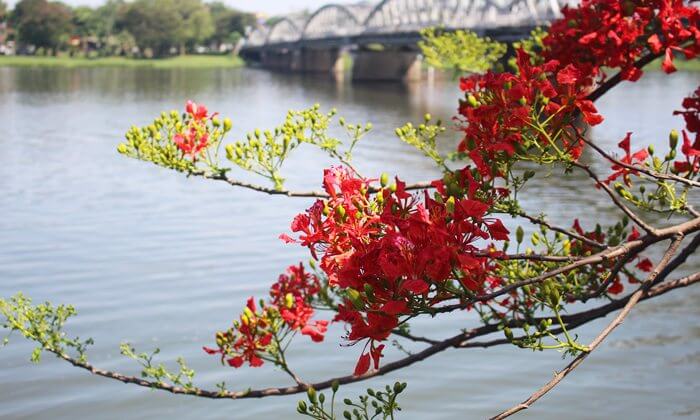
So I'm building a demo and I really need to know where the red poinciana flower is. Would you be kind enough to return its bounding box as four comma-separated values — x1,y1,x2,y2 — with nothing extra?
204,264,329,368
605,132,650,186
284,167,508,374
672,87,700,175
545,0,699,82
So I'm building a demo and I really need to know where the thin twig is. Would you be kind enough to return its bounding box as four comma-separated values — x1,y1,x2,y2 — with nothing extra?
580,137,700,188
572,162,658,235
490,235,684,419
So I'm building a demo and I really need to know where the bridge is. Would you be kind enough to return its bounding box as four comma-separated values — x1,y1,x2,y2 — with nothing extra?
240,0,563,81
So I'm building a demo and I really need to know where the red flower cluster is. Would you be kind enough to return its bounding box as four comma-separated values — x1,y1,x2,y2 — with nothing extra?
458,49,602,175
174,100,211,158
673,87,700,175
284,167,508,375
270,263,329,342
545,0,699,81
204,264,328,368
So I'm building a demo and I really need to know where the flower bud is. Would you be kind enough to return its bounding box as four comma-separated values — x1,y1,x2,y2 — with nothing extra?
364,284,375,302
223,118,233,132
389,183,397,193
446,196,456,214
297,401,308,413
336,205,346,220
346,288,364,310
285,293,294,309
503,327,514,341
669,129,679,150
516,226,524,244
380,173,389,187
332,380,340,393
117,144,128,154
518,97,527,106
647,145,654,155
307,387,317,403
467,94,479,107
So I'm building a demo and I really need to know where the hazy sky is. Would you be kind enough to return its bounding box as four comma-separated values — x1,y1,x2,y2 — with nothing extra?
4,0,359,15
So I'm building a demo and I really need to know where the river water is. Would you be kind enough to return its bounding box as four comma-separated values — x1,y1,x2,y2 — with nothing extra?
0,67,698,419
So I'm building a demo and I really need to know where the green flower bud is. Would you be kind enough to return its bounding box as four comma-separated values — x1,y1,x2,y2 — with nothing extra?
365,123,373,131
647,144,654,155
389,183,397,193
344,399,352,405
223,118,233,132
467,94,479,107
297,401,308,413
117,144,128,154
364,284,375,302
380,172,390,187
346,289,364,310
332,380,340,393
319,393,325,404
307,387,317,403
424,113,432,122
336,205,346,219
516,226,524,244
343,411,352,420
504,327,514,341
446,196,456,214
669,129,679,150
518,97,527,106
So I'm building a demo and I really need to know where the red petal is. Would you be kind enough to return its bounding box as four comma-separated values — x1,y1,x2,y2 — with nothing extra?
354,352,371,376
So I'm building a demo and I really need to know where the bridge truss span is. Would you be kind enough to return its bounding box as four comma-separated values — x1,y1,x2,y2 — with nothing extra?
242,0,563,49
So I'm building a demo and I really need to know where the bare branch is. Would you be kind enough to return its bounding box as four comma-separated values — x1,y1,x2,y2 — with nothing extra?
491,235,685,419
512,210,607,249
572,162,658,235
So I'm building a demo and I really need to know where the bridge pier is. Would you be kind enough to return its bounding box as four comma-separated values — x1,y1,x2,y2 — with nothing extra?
351,50,422,82
299,48,345,75
260,50,297,71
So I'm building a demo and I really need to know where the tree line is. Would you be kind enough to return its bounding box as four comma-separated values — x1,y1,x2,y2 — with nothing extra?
0,0,256,57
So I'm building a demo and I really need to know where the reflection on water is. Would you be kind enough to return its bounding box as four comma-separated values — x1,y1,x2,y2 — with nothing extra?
0,67,698,419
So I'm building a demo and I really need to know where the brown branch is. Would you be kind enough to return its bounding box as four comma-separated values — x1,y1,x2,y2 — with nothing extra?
586,52,662,103
44,267,698,403
513,210,607,249
580,138,700,188
491,235,684,419
192,170,433,199
458,270,700,349
572,162,658,235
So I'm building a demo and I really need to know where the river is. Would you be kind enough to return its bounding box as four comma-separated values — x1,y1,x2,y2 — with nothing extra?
0,66,698,419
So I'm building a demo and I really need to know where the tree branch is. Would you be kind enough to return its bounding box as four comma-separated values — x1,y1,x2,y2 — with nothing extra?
490,235,685,419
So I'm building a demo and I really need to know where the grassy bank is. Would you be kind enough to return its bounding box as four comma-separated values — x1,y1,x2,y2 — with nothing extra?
0,54,246,69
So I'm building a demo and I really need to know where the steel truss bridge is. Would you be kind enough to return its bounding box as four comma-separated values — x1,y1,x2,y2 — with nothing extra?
240,0,564,81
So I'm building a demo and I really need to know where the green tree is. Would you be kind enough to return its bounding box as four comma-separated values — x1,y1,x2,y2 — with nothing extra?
116,0,183,57
10,0,74,54
174,0,214,53
0,1,7,22
208,2,255,47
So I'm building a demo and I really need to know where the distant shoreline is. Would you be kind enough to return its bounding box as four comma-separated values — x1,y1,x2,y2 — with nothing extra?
0,54,696,73
0,55,246,69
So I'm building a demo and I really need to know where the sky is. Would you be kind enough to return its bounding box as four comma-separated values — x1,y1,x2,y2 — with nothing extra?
4,0,359,15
